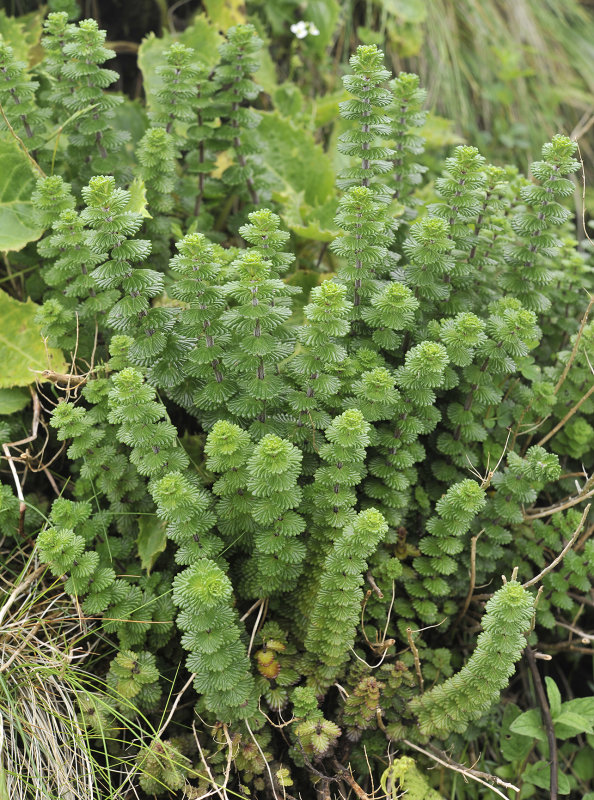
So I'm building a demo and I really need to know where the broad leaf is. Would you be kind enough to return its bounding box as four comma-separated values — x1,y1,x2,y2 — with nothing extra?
0,388,30,415
546,676,562,717
509,707,546,741
306,0,340,52
522,761,571,795
573,750,594,782
259,111,335,206
561,697,594,718
0,10,43,66
137,516,167,574
283,194,339,242
499,704,534,761
138,17,222,113
0,137,44,252
554,710,594,739
0,289,66,388
203,0,246,29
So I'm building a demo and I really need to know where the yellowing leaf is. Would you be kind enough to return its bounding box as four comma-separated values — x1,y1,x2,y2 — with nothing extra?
0,289,66,388
137,516,167,574
0,137,44,252
203,0,246,30
126,177,152,218
0,10,43,66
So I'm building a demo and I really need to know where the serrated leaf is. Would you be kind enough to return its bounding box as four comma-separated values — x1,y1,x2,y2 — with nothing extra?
0,388,30,415
0,289,66,388
259,112,335,206
0,137,44,252
546,676,562,717
126,178,152,218
137,516,167,574
282,195,339,242
509,708,546,741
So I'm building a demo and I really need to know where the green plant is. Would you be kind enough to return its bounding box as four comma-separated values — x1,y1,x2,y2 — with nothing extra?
0,13,593,800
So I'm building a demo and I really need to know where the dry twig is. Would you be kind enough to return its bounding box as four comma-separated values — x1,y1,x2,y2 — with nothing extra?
523,504,590,588
402,739,519,799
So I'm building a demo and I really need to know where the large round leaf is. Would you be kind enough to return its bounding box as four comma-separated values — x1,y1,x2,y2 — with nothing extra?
0,137,44,252
0,289,66,388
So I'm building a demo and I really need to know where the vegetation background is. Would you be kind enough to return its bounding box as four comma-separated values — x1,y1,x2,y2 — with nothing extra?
1,1,594,799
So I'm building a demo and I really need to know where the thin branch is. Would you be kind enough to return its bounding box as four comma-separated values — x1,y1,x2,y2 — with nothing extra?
247,596,267,657
525,646,558,800
192,720,226,800
0,101,46,177
332,761,371,800
554,295,594,395
522,504,590,588
524,490,594,521
401,739,519,799
555,620,594,643
452,530,483,632
406,627,424,694
245,720,279,800
155,670,196,739
366,571,384,598
536,383,594,448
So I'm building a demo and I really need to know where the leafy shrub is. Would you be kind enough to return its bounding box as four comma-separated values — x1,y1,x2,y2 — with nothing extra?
0,9,593,799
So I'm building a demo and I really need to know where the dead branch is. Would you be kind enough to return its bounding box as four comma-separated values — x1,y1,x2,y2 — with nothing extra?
523,504,590,587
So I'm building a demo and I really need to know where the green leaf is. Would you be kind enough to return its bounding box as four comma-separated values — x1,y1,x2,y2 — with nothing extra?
137,516,167,574
509,708,546,741
0,137,44,252
282,194,339,243
0,289,66,388
138,18,222,113
259,111,335,207
546,677,562,717
554,710,594,739
378,0,428,23
126,178,152,219
573,750,594,782
522,761,571,795
0,388,29,415
561,697,594,718
306,0,340,52
258,111,338,241
500,703,534,761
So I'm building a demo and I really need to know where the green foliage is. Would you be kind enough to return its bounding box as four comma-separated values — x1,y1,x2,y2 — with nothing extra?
0,12,592,798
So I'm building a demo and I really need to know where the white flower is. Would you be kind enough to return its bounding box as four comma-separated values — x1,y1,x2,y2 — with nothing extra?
290,21,309,39
290,20,320,39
